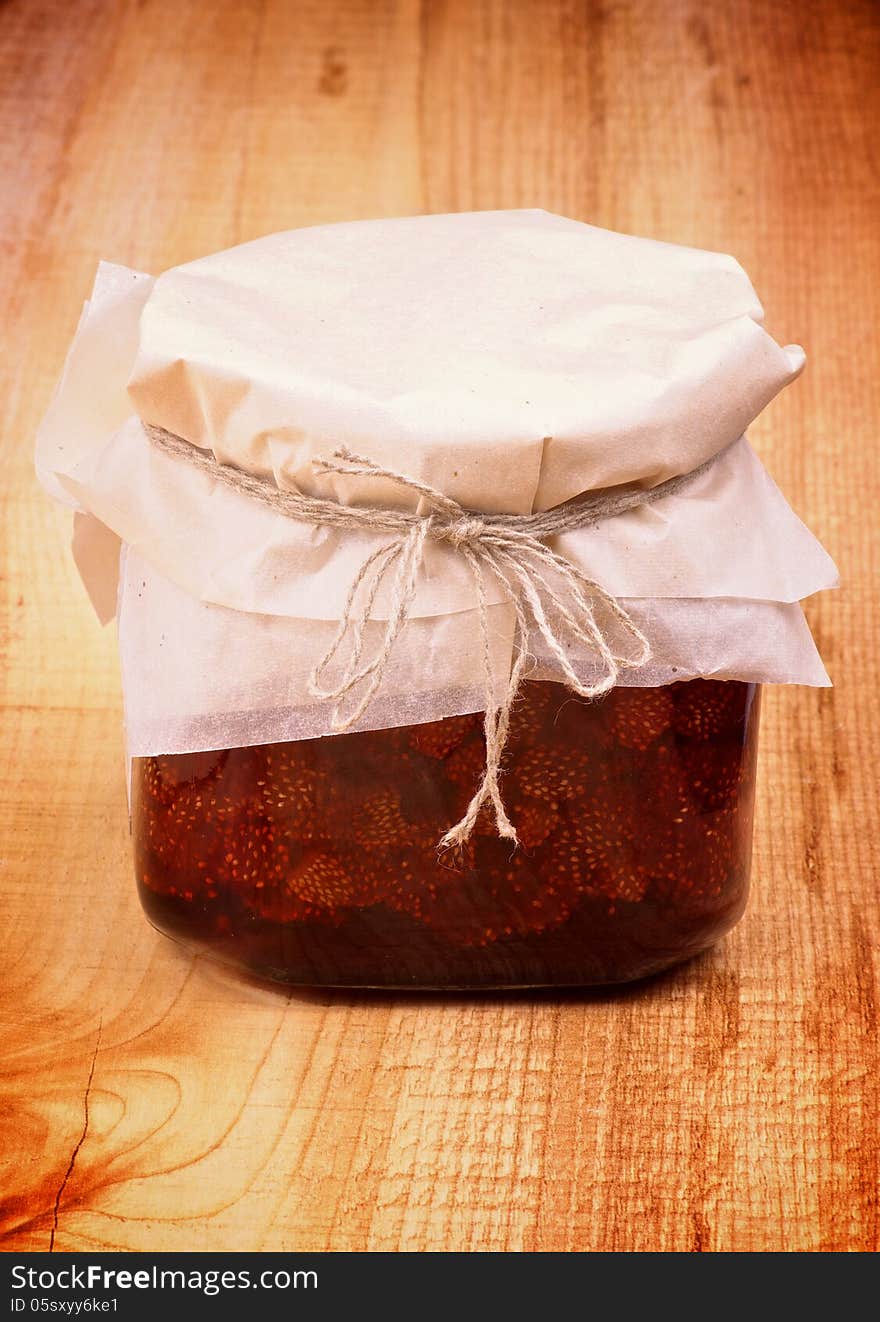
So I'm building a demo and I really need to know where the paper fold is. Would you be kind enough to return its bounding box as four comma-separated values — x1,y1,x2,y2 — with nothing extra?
35,212,838,758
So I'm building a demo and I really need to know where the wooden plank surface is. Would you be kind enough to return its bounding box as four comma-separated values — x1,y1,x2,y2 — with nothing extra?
1,0,878,1253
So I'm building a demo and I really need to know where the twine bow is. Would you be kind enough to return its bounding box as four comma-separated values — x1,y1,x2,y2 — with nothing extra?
145,423,725,849
306,447,651,849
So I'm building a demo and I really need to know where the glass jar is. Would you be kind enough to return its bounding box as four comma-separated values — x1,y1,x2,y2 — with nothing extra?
131,678,760,988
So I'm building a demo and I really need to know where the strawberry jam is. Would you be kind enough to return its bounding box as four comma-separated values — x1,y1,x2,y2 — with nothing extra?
131,679,760,987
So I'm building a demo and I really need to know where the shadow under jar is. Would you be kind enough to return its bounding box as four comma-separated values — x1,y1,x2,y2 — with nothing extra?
132,678,761,989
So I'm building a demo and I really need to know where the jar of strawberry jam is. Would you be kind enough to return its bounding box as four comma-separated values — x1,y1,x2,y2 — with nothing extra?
37,212,836,993
132,677,760,988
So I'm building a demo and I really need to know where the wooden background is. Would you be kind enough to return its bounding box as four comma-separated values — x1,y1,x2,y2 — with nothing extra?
1,0,877,1253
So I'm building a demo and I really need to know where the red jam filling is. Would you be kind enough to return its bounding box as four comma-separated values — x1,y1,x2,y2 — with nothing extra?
132,679,760,987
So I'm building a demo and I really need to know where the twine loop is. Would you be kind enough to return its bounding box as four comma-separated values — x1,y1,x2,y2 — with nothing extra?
145,423,726,849
441,515,489,548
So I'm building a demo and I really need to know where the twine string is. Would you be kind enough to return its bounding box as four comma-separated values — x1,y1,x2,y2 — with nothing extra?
145,422,727,847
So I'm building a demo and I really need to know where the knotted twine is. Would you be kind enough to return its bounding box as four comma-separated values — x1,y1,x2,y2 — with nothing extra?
145,422,726,849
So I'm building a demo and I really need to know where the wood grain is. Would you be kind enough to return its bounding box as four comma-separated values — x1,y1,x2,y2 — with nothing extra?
1,0,878,1253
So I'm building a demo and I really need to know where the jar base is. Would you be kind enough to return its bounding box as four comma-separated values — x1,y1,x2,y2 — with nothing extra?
139,881,749,991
